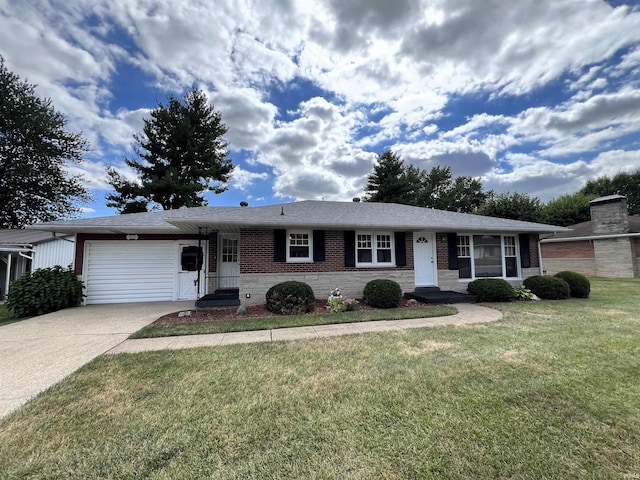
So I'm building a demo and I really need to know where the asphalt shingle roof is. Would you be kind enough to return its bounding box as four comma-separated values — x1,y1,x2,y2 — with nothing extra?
543,215,640,240
0,229,56,246
29,201,567,235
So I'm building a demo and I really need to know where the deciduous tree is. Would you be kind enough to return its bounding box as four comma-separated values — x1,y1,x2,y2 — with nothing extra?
580,170,640,215
477,191,543,222
0,57,89,228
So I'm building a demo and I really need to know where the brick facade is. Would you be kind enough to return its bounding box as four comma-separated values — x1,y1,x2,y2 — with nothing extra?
238,229,414,275
540,240,595,259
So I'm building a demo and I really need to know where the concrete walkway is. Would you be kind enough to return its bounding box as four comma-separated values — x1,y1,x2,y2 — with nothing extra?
108,303,503,354
0,301,192,418
1,302,502,419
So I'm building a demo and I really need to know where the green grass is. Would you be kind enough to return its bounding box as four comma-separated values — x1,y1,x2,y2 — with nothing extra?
1,278,639,479
130,305,457,339
0,303,21,327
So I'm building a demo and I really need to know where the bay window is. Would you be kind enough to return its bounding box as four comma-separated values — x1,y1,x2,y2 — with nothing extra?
457,234,520,279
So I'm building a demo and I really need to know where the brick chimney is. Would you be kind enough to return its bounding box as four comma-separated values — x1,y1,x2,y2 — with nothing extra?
589,195,629,235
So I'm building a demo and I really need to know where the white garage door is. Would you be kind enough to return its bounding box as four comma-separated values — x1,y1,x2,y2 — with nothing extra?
84,241,176,304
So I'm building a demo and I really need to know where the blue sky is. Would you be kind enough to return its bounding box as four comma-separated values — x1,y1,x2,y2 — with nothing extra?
1,0,640,218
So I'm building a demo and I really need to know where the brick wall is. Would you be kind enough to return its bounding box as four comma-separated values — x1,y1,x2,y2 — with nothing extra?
541,240,595,259
239,229,414,275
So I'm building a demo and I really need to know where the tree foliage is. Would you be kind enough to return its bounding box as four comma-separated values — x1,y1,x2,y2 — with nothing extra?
540,192,595,226
364,150,418,204
477,191,543,222
0,56,89,228
364,150,488,212
106,88,234,213
579,170,640,215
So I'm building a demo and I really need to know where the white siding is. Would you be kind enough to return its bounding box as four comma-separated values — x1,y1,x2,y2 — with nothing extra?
84,241,176,304
32,239,75,270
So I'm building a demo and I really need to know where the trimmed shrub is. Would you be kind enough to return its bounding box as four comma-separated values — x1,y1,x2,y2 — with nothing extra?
522,275,570,300
6,266,84,318
554,271,590,298
363,279,402,309
266,281,316,315
467,278,516,302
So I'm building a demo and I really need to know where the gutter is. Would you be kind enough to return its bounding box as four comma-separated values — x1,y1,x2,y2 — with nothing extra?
540,232,640,243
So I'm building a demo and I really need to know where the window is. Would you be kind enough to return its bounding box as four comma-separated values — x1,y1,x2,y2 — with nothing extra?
456,234,520,280
457,236,471,279
287,231,312,262
356,231,394,266
504,236,518,277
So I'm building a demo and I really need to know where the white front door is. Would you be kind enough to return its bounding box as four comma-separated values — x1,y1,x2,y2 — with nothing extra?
177,241,203,300
414,232,436,286
218,234,239,289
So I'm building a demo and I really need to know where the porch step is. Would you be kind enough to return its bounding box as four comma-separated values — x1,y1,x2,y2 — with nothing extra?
196,289,240,308
406,287,476,304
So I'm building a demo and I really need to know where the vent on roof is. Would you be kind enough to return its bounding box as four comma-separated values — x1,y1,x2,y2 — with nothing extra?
240,201,249,207
352,197,361,203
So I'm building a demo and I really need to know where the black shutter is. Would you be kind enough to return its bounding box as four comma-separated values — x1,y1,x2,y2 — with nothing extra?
274,229,286,262
519,233,531,269
344,230,356,267
313,230,326,262
447,233,459,270
395,232,406,267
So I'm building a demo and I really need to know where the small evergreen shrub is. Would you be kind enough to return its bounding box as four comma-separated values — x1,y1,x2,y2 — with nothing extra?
266,281,316,315
363,279,402,309
522,275,570,300
6,266,84,318
467,278,516,302
554,271,590,298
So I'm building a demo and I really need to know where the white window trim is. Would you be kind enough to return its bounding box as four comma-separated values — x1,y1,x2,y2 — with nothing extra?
457,234,521,281
286,229,313,263
356,231,395,267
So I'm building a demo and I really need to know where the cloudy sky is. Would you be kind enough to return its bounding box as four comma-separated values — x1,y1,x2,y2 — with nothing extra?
2,0,640,217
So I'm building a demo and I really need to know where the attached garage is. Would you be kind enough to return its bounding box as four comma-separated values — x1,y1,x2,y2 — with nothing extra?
83,240,177,304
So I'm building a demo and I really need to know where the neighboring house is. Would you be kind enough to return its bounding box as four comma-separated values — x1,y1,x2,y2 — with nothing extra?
541,195,640,278
29,200,566,306
0,229,75,300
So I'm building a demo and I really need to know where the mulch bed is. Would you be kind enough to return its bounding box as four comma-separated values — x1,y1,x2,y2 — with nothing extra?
154,298,430,325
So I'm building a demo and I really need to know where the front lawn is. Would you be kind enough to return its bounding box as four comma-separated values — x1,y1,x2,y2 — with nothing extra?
130,304,457,339
0,304,21,327
1,278,638,478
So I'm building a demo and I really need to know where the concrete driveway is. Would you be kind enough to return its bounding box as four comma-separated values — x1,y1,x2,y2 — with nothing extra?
0,301,192,418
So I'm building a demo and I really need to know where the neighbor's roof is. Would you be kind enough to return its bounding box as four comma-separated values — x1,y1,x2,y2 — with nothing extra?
542,215,640,240
29,201,568,235
0,229,57,247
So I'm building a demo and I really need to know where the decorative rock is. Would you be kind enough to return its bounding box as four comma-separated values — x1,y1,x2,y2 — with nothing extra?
178,310,192,318
236,304,248,316
407,298,418,305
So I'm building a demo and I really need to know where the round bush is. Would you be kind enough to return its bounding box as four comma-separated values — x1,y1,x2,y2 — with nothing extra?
554,271,590,298
265,281,316,315
6,266,84,318
363,279,402,309
522,275,570,300
466,278,516,302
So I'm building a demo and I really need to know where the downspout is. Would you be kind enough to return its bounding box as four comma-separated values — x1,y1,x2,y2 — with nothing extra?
4,253,11,300
197,228,202,300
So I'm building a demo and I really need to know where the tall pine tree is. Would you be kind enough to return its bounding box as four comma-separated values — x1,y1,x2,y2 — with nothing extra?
106,88,234,213
364,150,418,204
0,56,89,228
